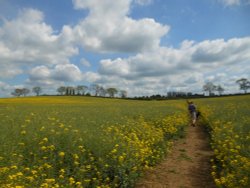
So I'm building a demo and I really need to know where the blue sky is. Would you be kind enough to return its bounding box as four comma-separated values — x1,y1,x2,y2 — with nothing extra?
0,0,250,97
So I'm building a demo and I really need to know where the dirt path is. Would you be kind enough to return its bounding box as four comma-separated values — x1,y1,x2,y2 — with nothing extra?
136,125,216,188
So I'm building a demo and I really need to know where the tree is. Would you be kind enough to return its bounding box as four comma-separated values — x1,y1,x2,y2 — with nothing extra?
22,88,30,96
76,85,88,95
57,86,66,95
236,78,250,94
66,87,75,95
11,88,23,97
99,86,107,97
216,85,225,96
120,90,127,98
32,86,42,96
106,88,118,98
12,88,30,97
76,86,83,95
90,84,102,96
203,82,217,96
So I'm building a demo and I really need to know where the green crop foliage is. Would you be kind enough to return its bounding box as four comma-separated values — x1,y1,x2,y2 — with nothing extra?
0,96,188,188
195,95,250,188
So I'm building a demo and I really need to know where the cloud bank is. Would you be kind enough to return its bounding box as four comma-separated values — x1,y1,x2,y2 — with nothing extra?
219,0,250,6
0,0,249,97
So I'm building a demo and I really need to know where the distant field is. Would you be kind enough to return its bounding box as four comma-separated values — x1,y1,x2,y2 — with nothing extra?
0,96,188,187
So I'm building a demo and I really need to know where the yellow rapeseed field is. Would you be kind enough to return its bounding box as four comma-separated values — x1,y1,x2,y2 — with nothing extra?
1,95,249,187
196,95,250,188
0,96,188,187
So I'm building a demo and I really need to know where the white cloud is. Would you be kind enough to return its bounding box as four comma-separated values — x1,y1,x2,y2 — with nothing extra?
94,37,250,96
82,72,101,83
0,1,169,97
219,0,250,6
23,64,83,96
0,81,9,96
0,64,23,79
29,65,51,81
0,81,21,97
81,58,91,67
52,64,82,82
71,0,169,53
22,63,85,95
1,1,250,97
0,8,78,78
29,64,83,84
134,0,153,6
219,0,240,6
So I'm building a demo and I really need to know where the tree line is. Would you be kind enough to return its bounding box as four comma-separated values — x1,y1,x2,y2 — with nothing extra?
56,84,127,98
11,78,250,98
203,78,250,96
11,84,128,98
11,87,42,97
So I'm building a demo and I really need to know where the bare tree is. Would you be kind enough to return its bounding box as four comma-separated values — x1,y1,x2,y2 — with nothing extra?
107,88,118,98
22,88,30,96
11,88,23,97
76,85,88,95
32,86,42,96
236,78,250,94
66,87,75,95
91,84,102,96
120,90,127,98
99,86,107,97
57,86,66,95
216,85,225,96
203,82,217,96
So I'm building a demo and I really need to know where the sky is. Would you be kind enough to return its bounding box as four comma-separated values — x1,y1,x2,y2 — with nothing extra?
0,0,250,97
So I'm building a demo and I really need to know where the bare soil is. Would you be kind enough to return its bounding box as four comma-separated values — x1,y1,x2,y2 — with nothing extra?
136,125,216,188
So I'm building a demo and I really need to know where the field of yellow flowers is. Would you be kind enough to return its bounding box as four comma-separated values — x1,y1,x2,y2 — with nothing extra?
0,96,188,188
196,95,250,188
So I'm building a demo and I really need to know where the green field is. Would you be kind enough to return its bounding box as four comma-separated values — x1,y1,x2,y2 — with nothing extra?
0,95,249,188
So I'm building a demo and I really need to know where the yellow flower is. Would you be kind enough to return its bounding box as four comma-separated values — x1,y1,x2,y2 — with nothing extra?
59,123,64,128
43,137,48,142
44,163,52,169
74,161,80,166
41,146,47,151
11,165,18,169
45,178,55,184
76,182,82,186
24,167,30,171
40,126,45,131
215,179,221,186
59,168,65,174
31,170,37,175
118,156,124,163
84,179,91,183
25,119,31,123
73,154,79,159
69,177,75,184
86,165,91,169
58,151,65,157
16,172,23,176
48,145,55,151
26,176,34,182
